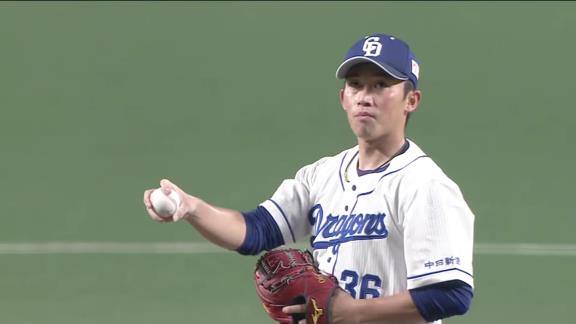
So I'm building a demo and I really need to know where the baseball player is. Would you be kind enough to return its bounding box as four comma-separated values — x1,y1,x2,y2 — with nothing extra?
144,33,474,324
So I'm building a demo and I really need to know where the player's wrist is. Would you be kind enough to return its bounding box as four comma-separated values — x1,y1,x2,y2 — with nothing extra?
330,289,361,324
181,195,203,221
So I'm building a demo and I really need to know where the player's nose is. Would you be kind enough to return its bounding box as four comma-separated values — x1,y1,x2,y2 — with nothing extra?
354,86,374,106
357,93,374,107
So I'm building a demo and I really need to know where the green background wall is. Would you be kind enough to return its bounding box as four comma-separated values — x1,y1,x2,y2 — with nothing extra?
1,2,574,323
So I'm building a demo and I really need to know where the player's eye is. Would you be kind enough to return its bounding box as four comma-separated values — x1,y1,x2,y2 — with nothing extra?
347,80,362,89
373,81,389,89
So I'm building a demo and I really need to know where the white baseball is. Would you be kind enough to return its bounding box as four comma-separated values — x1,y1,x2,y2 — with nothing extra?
150,188,181,217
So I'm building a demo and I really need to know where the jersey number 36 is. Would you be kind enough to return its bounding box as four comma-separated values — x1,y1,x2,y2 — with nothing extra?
340,270,382,299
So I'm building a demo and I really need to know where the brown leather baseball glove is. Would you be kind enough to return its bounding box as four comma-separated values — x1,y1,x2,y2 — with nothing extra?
254,249,341,324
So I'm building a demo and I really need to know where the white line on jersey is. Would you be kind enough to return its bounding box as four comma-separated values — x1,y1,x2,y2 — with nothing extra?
0,242,576,256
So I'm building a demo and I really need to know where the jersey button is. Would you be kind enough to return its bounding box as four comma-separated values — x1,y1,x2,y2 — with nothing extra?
352,185,357,191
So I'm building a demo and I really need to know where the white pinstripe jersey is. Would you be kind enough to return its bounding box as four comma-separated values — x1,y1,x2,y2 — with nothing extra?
260,139,474,324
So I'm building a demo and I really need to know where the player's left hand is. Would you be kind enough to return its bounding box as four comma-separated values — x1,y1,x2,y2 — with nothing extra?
281,303,306,324
254,249,341,324
282,289,359,324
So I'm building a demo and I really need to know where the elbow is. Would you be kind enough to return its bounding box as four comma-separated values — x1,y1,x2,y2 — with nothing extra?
236,207,284,255
453,297,472,316
410,280,474,322
453,291,473,316
446,285,473,318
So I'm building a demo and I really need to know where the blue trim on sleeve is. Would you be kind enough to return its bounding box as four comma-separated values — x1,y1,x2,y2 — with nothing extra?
236,206,284,255
268,199,296,243
407,267,473,280
409,280,474,322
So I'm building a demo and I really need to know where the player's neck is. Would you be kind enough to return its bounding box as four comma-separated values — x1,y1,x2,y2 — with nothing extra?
357,135,406,170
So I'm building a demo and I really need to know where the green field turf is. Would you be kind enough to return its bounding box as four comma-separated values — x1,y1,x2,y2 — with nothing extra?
1,2,575,323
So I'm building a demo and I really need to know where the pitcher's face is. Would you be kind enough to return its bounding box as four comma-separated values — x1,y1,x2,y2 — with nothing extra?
340,63,418,142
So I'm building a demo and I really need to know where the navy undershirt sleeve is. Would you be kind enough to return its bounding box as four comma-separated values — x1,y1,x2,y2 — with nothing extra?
236,206,285,255
409,280,473,322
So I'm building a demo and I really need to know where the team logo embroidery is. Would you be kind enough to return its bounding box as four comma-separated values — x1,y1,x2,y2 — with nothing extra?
362,37,382,57
310,298,324,324
309,204,389,248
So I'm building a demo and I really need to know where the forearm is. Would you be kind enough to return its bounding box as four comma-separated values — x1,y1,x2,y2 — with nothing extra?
184,197,246,250
331,280,473,324
357,291,424,323
332,290,425,324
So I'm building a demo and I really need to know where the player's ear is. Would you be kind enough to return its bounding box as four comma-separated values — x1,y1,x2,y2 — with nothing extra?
405,89,421,113
339,88,346,110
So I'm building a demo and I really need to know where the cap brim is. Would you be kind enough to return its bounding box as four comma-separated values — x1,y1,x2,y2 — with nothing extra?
335,57,408,80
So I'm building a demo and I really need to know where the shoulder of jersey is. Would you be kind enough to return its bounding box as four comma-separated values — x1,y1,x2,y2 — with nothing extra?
308,146,358,169
296,146,358,180
398,140,454,185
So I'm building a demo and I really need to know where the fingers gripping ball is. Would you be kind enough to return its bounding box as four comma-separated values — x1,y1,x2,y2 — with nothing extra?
255,249,341,324
150,188,181,217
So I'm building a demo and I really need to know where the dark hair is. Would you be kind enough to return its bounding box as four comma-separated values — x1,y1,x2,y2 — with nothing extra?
403,81,415,99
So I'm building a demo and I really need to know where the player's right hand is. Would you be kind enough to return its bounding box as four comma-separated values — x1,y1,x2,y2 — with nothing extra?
143,179,196,223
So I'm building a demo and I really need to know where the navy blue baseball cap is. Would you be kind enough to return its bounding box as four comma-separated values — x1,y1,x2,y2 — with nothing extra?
335,33,420,87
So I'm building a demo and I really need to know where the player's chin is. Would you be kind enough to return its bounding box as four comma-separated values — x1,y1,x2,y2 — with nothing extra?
351,126,376,140
352,116,375,126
